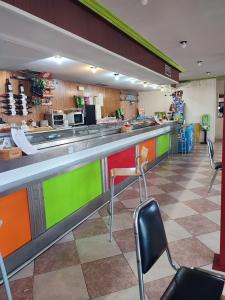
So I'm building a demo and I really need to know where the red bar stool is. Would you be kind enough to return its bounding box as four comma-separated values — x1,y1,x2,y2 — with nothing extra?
0,220,13,300
108,146,149,242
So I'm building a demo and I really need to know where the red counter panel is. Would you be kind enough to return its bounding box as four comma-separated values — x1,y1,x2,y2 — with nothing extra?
108,147,136,185
0,189,31,257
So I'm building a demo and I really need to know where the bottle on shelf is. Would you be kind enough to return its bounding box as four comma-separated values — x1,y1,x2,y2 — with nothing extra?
5,79,13,93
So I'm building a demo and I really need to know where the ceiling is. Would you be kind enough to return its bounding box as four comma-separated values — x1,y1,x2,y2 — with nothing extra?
0,2,176,92
99,0,225,80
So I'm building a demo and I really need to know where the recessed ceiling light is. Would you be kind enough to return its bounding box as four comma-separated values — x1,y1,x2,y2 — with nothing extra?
51,55,65,64
114,73,120,80
179,41,187,48
90,66,97,73
197,60,203,66
206,72,211,75
140,0,149,5
143,81,148,87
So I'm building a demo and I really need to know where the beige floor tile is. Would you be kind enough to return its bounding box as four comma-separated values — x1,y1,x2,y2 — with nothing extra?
183,173,208,179
197,231,220,253
124,251,175,282
92,286,148,300
33,265,89,300
76,234,121,263
203,210,220,225
207,195,221,205
103,212,133,232
10,262,34,281
88,211,101,220
148,185,165,196
169,190,200,202
177,180,204,189
164,220,191,242
161,203,197,219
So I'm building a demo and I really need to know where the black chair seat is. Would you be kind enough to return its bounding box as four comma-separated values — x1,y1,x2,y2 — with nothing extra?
161,267,224,300
215,161,222,170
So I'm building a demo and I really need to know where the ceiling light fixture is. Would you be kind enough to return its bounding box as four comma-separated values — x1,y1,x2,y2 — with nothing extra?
140,0,149,5
143,81,148,87
114,73,120,80
90,66,97,73
179,41,187,48
206,72,211,75
51,55,64,64
197,60,203,66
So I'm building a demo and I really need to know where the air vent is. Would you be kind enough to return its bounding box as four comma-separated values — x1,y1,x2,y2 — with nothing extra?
94,83,108,87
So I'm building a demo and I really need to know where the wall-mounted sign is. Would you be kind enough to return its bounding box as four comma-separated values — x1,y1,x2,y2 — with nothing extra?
165,64,172,78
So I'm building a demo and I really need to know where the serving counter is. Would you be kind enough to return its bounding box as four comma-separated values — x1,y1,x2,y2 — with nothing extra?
0,122,178,277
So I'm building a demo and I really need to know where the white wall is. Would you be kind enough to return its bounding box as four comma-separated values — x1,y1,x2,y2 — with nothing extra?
139,79,217,142
138,90,171,116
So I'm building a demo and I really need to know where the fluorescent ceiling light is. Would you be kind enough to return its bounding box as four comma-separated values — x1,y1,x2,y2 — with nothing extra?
48,55,67,64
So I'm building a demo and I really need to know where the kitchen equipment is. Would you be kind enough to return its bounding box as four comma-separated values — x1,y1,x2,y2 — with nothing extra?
66,111,84,126
45,111,66,127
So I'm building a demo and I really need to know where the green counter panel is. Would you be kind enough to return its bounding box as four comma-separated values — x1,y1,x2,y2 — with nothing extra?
157,134,170,157
43,160,102,229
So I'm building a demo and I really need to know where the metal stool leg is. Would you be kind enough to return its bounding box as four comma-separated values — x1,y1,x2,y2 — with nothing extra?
141,167,148,201
109,176,115,242
0,254,12,300
208,169,218,193
138,175,142,203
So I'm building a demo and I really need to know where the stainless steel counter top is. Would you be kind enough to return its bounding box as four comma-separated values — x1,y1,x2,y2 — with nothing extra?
0,122,177,195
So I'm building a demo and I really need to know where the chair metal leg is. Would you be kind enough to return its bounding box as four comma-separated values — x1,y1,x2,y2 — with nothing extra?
208,169,218,193
0,254,13,300
141,168,148,201
134,232,145,300
109,176,115,242
138,176,142,203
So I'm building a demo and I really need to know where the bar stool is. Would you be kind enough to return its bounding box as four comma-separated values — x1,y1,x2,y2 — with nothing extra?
207,138,222,192
108,146,149,242
0,221,13,300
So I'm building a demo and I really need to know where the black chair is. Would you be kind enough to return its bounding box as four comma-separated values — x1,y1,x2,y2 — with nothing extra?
133,199,225,300
207,139,222,192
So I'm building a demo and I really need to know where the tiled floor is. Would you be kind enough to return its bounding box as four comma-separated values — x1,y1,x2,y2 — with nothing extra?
1,143,223,300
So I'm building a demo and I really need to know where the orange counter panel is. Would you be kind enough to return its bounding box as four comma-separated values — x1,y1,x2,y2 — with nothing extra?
0,189,31,257
139,139,156,162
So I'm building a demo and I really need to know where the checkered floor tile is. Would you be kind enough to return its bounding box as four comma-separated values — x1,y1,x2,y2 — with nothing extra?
1,143,223,300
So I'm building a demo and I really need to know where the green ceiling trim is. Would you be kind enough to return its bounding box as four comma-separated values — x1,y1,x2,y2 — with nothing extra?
79,0,185,72
180,75,225,83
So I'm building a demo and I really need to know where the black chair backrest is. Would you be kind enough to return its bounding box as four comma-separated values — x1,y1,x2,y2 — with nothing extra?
136,200,168,274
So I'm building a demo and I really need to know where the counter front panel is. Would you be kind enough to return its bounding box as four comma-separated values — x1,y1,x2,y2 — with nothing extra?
0,189,31,257
107,147,136,185
157,134,170,157
43,160,103,229
139,138,156,162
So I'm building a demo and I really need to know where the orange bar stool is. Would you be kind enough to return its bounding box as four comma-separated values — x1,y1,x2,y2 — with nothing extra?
108,146,149,242
0,220,13,300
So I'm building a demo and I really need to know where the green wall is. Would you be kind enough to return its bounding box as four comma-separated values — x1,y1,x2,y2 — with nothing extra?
43,160,102,229
157,134,170,157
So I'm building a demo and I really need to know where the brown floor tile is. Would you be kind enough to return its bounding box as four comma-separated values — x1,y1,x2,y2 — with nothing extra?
0,276,33,300
145,276,173,300
82,254,137,298
168,175,191,182
169,237,214,267
153,193,178,206
185,199,220,213
73,218,108,239
176,214,219,236
117,188,141,201
34,241,80,275
160,183,184,193
190,186,220,197
98,201,128,217
113,228,136,253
